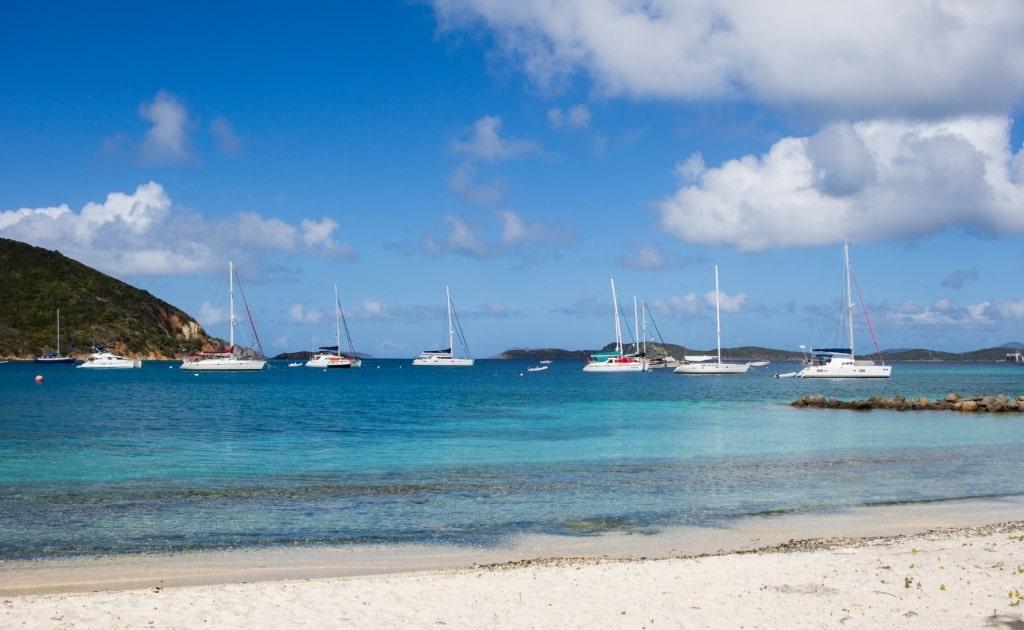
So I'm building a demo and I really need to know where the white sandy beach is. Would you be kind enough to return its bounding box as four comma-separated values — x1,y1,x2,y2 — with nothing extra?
3,501,1023,629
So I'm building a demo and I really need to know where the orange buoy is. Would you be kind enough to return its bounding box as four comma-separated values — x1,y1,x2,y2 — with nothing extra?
34,375,44,383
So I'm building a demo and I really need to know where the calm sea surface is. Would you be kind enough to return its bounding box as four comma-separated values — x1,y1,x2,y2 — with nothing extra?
1,359,1022,560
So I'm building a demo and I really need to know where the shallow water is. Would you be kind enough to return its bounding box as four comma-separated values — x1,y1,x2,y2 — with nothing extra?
1,359,1022,559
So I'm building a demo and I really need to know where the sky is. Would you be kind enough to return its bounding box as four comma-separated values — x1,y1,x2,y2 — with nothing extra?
3,0,1024,358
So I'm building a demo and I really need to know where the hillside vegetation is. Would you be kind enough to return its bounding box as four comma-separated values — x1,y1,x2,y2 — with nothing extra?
0,238,216,359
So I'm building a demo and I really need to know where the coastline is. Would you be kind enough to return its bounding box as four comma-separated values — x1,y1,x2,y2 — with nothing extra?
3,498,1024,628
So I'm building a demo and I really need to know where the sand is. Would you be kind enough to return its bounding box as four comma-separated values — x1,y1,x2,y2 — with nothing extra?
3,501,1024,628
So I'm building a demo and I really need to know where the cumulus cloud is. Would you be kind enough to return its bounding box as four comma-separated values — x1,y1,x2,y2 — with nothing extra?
886,299,999,329
431,1,1024,118
705,289,747,313
287,304,323,324
139,91,195,165
0,182,355,276
448,161,505,205
648,294,701,317
619,243,667,270
655,116,1024,250
548,104,591,129
210,116,244,155
452,115,542,161
420,209,573,259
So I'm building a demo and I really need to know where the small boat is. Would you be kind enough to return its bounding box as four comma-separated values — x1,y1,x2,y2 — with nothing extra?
181,261,267,372
35,309,76,364
749,361,770,368
792,244,891,379
527,365,548,372
674,266,749,375
539,360,552,364
306,284,361,368
288,361,304,367
77,347,141,369
412,286,474,366
583,278,646,372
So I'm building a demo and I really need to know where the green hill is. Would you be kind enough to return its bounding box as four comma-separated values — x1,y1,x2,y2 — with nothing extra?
0,238,217,359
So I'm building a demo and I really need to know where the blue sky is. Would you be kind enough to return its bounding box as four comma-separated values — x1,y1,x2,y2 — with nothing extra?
3,1,1024,358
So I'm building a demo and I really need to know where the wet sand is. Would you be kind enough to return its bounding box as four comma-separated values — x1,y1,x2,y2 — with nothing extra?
3,498,1023,628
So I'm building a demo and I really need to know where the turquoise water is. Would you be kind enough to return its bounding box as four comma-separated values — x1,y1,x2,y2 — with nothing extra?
1,359,1022,559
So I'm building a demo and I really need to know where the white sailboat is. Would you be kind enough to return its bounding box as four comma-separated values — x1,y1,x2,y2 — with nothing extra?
180,261,267,372
674,266,749,375
793,244,891,379
306,284,361,368
412,286,474,366
583,278,646,372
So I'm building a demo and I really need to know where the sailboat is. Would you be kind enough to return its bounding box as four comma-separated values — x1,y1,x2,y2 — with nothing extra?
412,286,474,366
180,261,267,372
306,284,361,368
583,278,646,372
674,266,749,375
35,309,76,364
792,244,891,378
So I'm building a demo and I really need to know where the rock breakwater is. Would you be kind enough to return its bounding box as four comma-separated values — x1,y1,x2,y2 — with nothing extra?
791,393,1024,412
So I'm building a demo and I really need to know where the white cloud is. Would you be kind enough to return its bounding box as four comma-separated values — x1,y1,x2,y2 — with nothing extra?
619,243,667,270
656,116,1024,250
431,1,1024,118
705,290,747,313
448,161,505,205
287,304,323,324
424,215,490,257
138,91,195,165
197,302,227,327
887,299,998,329
548,104,591,129
421,209,573,259
210,116,244,155
452,115,541,161
0,182,356,276
649,294,701,317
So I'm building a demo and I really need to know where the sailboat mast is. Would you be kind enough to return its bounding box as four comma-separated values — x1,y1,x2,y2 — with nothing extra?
333,284,342,350
228,261,235,348
446,285,454,352
844,243,855,360
56,309,61,354
714,265,722,364
610,278,622,353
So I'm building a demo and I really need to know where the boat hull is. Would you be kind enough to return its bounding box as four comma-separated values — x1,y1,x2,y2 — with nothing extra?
180,358,266,371
34,356,76,365
306,354,360,368
582,359,646,372
77,352,141,369
795,361,891,378
412,355,474,366
674,362,750,375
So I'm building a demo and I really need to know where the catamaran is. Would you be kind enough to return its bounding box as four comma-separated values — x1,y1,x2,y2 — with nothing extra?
790,243,891,379
306,284,361,368
180,261,267,372
412,286,474,366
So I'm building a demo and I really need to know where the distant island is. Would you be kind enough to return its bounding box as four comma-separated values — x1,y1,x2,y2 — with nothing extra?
492,344,1024,363
2,236,1022,363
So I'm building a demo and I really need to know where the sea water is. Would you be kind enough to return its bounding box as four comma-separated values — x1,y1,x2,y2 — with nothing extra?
1,359,1022,560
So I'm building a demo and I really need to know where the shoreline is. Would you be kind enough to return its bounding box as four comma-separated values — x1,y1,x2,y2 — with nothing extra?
3,513,1023,628
3,497,1023,595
